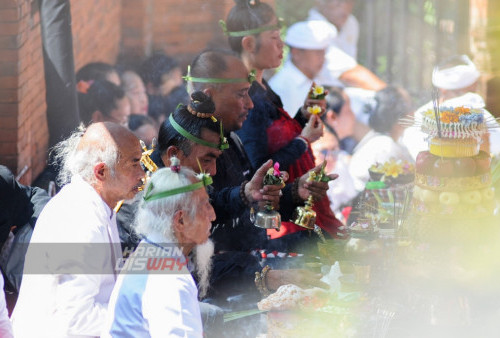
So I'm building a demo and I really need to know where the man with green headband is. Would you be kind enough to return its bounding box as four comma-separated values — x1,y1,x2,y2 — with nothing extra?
104,164,216,337
186,50,329,310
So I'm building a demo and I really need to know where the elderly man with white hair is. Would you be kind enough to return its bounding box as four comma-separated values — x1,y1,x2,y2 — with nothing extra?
12,122,145,337
402,55,500,159
103,161,216,337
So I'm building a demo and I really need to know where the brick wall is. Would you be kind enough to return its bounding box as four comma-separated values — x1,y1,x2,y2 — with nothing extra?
71,0,122,72
0,1,18,175
0,0,122,185
0,0,45,185
150,0,276,67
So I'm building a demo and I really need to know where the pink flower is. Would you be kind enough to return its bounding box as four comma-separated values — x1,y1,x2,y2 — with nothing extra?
273,162,280,177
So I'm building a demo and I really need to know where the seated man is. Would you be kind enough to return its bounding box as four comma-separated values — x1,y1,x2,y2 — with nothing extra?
104,165,216,337
12,122,145,337
307,0,385,90
186,50,332,306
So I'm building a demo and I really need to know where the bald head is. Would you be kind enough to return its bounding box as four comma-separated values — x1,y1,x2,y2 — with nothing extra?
71,122,144,207
190,49,241,92
78,122,138,157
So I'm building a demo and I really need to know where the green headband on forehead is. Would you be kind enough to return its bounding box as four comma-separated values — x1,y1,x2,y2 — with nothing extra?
143,172,213,202
183,66,256,85
169,114,229,151
219,18,283,37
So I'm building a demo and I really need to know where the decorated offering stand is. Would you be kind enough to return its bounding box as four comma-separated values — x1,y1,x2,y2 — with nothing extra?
221,107,500,337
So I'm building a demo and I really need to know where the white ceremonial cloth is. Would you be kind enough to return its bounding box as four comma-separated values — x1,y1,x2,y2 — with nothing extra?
103,240,203,338
401,92,500,159
349,130,413,192
12,175,122,338
269,59,313,117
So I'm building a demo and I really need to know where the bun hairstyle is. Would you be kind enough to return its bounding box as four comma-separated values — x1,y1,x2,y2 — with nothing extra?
77,79,125,125
188,91,216,118
226,0,276,53
157,91,220,156
368,86,412,134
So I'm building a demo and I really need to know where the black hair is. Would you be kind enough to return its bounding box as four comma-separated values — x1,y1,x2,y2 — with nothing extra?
140,53,179,88
226,0,276,53
190,49,240,91
76,62,117,83
128,114,156,132
325,87,345,115
78,80,126,125
368,86,412,134
157,91,220,156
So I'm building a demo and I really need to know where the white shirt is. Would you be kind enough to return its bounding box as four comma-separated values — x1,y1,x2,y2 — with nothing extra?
269,60,313,117
12,175,123,338
103,240,203,338
401,92,500,159
326,150,358,212
308,8,359,59
307,8,358,87
0,275,13,338
349,130,413,192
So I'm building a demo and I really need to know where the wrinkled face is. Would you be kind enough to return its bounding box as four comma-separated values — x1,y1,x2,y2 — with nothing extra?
159,68,184,97
107,97,131,128
107,136,144,202
318,0,355,30
209,57,254,132
124,72,149,115
181,187,216,245
253,17,284,70
176,128,222,176
291,48,326,79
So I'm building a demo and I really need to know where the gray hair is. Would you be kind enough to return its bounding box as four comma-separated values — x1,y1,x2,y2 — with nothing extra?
52,124,119,186
134,167,200,242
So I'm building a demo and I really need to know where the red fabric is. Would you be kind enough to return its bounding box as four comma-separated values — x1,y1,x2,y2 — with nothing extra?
265,108,344,239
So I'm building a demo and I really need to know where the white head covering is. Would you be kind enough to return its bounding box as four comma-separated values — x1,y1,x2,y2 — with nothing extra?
285,20,336,50
432,55,480,90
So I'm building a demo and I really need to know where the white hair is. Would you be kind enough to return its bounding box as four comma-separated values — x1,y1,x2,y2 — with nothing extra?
134,167,199,241
52,124,119,186
193,239,214,298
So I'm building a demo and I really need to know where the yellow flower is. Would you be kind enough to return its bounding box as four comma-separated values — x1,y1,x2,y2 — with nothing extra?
312,85,324,97
307,105,322,115
382,160,404,178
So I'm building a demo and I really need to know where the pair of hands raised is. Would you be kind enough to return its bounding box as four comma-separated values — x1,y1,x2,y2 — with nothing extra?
245,160,338,209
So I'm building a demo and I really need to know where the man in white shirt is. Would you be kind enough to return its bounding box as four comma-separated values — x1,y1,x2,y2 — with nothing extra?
307,0,386,90
269,20,336,116
104,165,216,337
12,122,145,338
